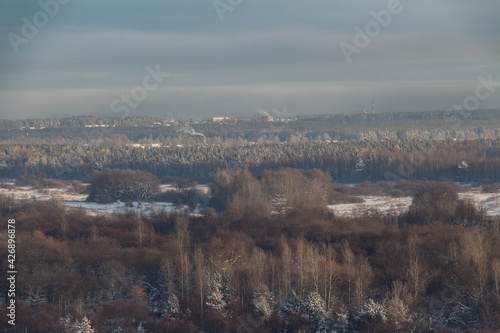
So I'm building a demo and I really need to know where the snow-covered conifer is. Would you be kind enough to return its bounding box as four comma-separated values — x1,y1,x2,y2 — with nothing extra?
252,284,275,318
73,316,94,333
304,291,329,332
135,322,146,333
206,272,227,310
356,299,387,324
278,290,302,316
164,293,180,316
305,291,327,320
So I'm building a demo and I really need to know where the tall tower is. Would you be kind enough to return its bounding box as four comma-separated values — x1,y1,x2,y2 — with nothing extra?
364,105,367,120
372,100,375,120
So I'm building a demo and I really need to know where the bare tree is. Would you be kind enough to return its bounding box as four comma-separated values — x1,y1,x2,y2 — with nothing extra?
160,258,174,298
342,242,356,306
407,233,429,299
175,216,191,299
354,258,373,306
306,244,321,294
248,247,268,292
295,238,306,299
136,220,146,247
279,237,293,304
193,246,205,316
492,258,500,299
460,228,488,297
385,280,413,331
323,246,340,310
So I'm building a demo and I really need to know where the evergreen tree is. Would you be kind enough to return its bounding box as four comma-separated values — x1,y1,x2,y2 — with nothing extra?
334,305,350,333
206,272,227,310
164,293,180,316
354,299,388,331
73,316,94,333
278,290,302,316
305,291,327,320
252,284,275,318
304,291,329,332
135,322,146,333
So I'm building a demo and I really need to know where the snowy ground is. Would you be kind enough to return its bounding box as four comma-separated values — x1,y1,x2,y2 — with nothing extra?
328,196,413,218
459,188,500,216
329,188,500,217
160,184,210,194
1,182,498,218
65,200,185,216
0,185,87,201
0,184,195,216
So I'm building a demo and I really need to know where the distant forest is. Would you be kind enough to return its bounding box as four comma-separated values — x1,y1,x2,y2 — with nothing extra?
0,109,499,145
0,139,499,183
0,109,499,184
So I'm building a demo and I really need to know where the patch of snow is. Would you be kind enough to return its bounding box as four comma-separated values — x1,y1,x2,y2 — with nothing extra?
459,189,500,216
329,196,413,217
328,189,500,218
65,200,182,216
0,185,192,216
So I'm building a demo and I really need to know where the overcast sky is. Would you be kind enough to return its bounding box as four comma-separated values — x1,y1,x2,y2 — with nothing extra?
0,0,499,120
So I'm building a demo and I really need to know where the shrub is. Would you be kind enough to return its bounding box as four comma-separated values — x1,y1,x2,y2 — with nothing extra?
87,169,160,203
405,181,476,226
473,179,500,193
71,180,88,194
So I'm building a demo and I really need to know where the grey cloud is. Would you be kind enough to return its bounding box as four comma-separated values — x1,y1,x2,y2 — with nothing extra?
0,0,499,119
2,81,499,120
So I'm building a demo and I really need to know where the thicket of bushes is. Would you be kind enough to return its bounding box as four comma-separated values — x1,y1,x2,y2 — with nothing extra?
87,169,160,203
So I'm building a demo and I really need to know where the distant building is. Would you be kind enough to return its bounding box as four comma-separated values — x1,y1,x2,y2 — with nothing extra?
212,117,231,122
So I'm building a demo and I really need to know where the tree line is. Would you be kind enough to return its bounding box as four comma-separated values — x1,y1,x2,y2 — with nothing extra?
0,110,499,145
1,139,500,183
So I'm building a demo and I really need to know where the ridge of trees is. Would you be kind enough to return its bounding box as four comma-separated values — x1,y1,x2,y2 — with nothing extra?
0,109,499,145
1,139,500,183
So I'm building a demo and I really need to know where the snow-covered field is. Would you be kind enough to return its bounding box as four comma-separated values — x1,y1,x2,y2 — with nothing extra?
329,196,413,218
329,188,500,217
0,184,87,201
1,182,499,218
459,188,500,216
0,184,194,216
65,200,184,216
